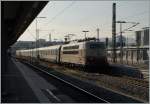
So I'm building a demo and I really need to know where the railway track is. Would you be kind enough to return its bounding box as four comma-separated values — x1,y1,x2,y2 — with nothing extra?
122,76,149,89
20,60,144,103
40,60,149,89
22,61,109,103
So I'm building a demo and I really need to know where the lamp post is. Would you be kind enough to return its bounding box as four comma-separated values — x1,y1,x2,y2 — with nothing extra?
121,30,133,64
116,21,126,63
35,17,46,62
82,31,89,40
125,30,133,48
116,21,139,64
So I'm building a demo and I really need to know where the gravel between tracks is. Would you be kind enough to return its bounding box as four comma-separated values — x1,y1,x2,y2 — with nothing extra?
40,61,149,102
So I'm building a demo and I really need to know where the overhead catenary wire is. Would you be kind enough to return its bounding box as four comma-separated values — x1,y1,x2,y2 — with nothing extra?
86,12,147,39
27,29,36,40
40,29,55,40
119,10,149,20
36,1,76,41
37,2,148,41
40,1,76,30
101,10,149,31
115,22,139,36
104,10,148,36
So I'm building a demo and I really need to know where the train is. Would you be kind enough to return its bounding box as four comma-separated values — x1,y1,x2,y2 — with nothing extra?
16,41,109,71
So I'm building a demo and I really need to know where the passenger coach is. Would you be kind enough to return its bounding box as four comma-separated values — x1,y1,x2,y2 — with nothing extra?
16,41,108,71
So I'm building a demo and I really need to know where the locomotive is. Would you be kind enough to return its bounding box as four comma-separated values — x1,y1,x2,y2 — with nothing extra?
16,41,108,70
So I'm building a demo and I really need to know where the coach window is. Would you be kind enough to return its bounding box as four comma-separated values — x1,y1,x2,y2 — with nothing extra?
55,49,56,55
45,50,46,56
41,51,43,56
43,51,45,55
53,50,54,54
123,51,126,56
63,45,79,50
48,50,49,55
47,50,49,55
63,51,79,54
56,50,57,54
55,50,57,55
54,50,56,55
44,51,46,56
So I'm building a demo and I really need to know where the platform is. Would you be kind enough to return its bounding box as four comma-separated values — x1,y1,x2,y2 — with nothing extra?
1,57,39,102
1,57,74,103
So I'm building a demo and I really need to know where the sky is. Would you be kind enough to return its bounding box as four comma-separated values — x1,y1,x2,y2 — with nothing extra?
18,1,150,41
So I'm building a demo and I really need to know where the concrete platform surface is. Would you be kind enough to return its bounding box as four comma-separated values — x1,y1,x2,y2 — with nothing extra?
1,57,74,103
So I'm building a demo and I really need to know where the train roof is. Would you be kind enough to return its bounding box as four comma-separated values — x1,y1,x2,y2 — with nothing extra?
62,41,104,47
16,41,105,52
16,45,61,52
38,45,60,50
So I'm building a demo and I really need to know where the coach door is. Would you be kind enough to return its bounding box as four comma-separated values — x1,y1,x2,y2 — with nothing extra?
58,46,61,63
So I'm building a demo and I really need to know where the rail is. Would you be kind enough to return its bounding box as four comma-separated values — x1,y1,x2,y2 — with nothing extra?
23,61,110,103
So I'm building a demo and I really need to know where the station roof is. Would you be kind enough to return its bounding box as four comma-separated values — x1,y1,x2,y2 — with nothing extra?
3,1,48,48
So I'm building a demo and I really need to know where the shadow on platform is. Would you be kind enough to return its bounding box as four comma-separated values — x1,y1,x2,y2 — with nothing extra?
1,56,39,103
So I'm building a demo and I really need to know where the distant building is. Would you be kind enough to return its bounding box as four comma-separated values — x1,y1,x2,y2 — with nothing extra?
37,39,46,43
126,38,136,46
143,28,149,46
116,35,126,47
37,39,46,47
135,28,149,47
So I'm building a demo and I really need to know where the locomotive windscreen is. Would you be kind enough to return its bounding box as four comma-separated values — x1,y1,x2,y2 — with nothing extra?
89,43,105,49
